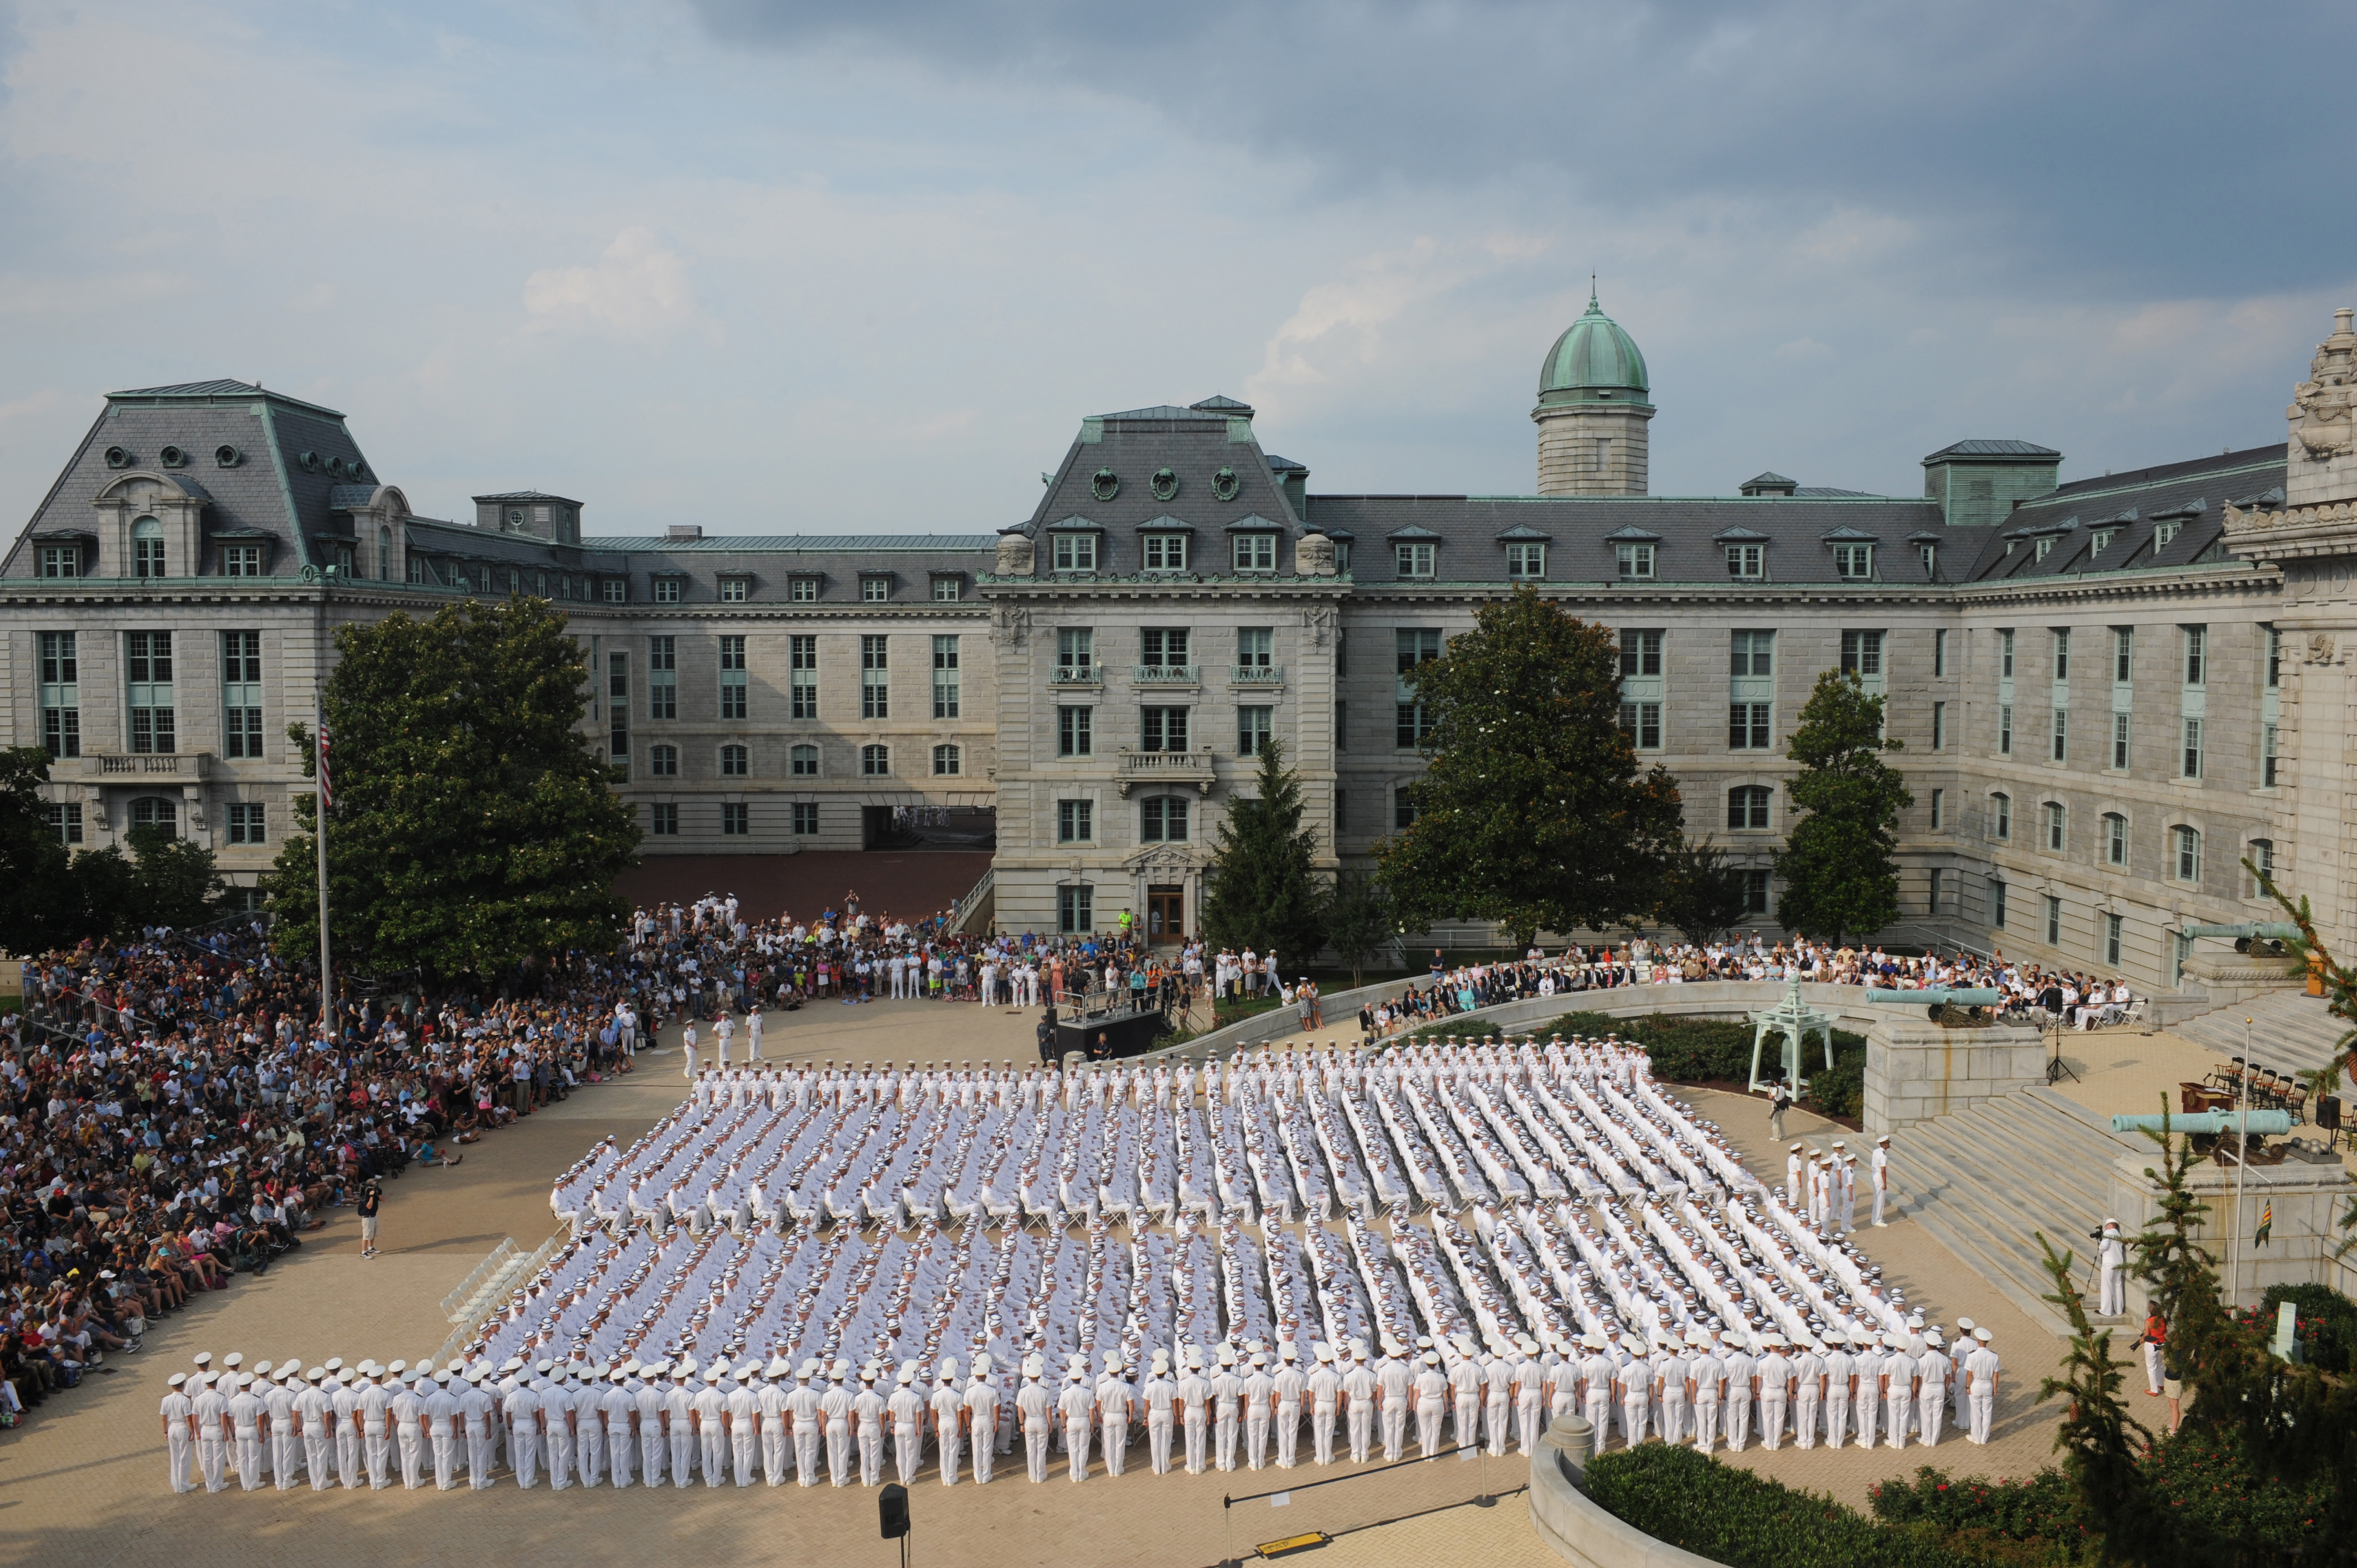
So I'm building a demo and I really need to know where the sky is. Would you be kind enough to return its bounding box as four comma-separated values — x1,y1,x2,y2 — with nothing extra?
2,0,2352,535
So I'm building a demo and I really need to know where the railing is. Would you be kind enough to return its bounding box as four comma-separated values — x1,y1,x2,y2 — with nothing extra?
950,867,995,934
1116,747,1217,795
1133,664,1200,684
1230,664,1285,684
1049,665,1102,685
95,752,200,776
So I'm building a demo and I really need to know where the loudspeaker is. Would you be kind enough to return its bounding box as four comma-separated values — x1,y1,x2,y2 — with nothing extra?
879,1482,910,1540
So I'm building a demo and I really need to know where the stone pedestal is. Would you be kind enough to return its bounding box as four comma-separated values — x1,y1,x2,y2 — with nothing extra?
2106,1148,2355,1318
1863,1019,2048,1134
2180,951,2308,1010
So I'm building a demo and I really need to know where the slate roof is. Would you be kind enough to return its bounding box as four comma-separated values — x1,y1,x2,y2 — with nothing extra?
1924,439,2063,460
1958,444,2286,583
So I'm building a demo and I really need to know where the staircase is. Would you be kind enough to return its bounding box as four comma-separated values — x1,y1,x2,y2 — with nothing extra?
2171,989,2353,1078
1884,1087,2149,1338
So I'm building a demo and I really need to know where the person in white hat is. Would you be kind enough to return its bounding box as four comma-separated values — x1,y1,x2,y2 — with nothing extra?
460,1369,496,1490
1412,1350,1449,1457
1850,1334,1882,1450
1653,1337,1687,1450
1917,1333,1949,1447
1239,1349,1273,1470
1884,1336,1917,1451
263,1363,301,1490
964,1356,1000,1484
601,1364,637,1488
787,1360,823,1486
1793,1335,1826,1450
358,1363,395,1489
228,1370,266,1490
665,1358,698,1487
1577,1333,1613,1452
422,1370,460,1489
1820,1332,1854,1451
391,1367,426,1489
1307,1344,1342,1466
1342,1342,1377,1464
692,1360,729,1487
735,1363,770,1488
1140,1350,1176,1475
1097,1352,1135,1477
1179,1345,1213,1473
1016,1356,1053,1483
1757,1335,1793,1451
1721,1334,1756,1452
929,1359,965,1485
161,1372,197,1493
296,1367,336,1492
1964,1328,2000,1445
1271,1342,1306,1468
1511,1337,1544,1457
1871,1134,1892,1226
542,1363,577,1492
2096,1219,2128,1317
1948,1321,1974,1428
505,1364,543,1488
886,1363,924,1484
330,1365,363,1489
1212,1344,1244,1471
189,1370,231,1493
821,1359,856,1486
1058,1364,1093,1482
756,1358,791,1487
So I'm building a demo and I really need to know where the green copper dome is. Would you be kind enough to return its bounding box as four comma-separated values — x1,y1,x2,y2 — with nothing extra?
1537,290,1651,409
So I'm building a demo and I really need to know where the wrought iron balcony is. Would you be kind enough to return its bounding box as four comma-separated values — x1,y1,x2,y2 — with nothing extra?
1049,664,1102,686
1229,664,1284,685
1132,664,1200,686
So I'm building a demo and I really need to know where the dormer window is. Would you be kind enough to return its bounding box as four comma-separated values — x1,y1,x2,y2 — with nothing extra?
1052,534,1098,573
1727,544,1763,580
719,575,749,603
1919,543,1937,577
2034,537,2052,561
38,543,80,579
1143,533,1190,572
861,574,891,601
2090,528,2114,558
652,576,682,604
2155,520,2181,550
1834,543,1874,579
1615,542,1654,580
790,575,820,602
1393,540,1434,578
1234,534,1279,573
1505,541,1546,579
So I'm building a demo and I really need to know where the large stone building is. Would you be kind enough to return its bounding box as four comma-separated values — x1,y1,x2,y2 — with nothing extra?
9,304,2357,989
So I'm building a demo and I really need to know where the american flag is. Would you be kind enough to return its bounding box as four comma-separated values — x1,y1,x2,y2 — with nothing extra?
317,720,334,811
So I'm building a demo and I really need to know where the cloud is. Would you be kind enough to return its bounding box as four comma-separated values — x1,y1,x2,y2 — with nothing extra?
522,229,700,339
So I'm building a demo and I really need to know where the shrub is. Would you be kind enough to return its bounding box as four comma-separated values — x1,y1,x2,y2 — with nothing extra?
1870,1466,2083,1563
2254,1281,2357,1373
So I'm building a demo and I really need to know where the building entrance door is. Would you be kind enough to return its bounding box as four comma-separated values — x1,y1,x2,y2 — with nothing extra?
1146,885,1185,943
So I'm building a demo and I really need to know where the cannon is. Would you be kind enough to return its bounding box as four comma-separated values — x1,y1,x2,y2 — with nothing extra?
1863,986,2003,1024
2108,1110,2292,1136
2183,922,2303,956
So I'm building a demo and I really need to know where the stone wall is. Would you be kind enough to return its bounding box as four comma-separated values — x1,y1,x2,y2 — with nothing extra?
2106,1147,2356,1317
1864,1018,2049,1133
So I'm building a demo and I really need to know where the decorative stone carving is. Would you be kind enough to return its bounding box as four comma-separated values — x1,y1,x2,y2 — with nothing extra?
991,606,1031,648
993,531,1035,577
1303,604,1337,645
2291,309,2357,460
2309,632,2337,664
1295,532,1336,577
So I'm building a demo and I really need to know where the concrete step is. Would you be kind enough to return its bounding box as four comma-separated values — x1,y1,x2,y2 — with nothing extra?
1887,1131,2076,1338
2174,992,2353,1076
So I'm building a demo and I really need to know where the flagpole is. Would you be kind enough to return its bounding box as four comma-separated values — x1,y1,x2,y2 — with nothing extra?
2230,1014,2251,1309
316,690,332,1038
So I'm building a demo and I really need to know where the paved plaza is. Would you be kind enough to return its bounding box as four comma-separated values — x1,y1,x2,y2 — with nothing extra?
6,995,2219,1568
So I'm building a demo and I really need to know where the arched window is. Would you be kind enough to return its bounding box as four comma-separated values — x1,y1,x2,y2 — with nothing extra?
130,796,177,837
649,744,678,777
719,744,749,778
932,743,961,777
1141,796,1190,843
1726,785,1772,831
2102,812,2127,866
861,744,890,777
131,517,165,579
2043,801,2066,852
1990,792,2011,840
790,744,820,777
2172,825,2201,884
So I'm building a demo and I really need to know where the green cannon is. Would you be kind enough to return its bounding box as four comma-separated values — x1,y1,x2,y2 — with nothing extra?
1864,987,2003,1023
2184,922,2304,955
2109,1110,2292,1136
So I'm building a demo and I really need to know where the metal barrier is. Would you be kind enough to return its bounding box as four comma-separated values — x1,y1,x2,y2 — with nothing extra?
1218,1441,1519,1566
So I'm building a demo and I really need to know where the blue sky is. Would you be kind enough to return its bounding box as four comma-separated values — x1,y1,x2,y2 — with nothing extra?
2,0,2350,533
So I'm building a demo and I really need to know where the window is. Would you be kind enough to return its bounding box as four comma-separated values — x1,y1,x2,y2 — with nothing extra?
1930,788,1944,829
1999,705,2014,756
861,743,890,777
2112,713,2130,772
790,576,820,602
791,802,820,836
1726,543,1764,580
2183,626,2206,686
1238,706,1273,756
2263,723,2278,788
2156,519,2183,550
652,577,681,604
1058,628,1094,674
2044,800,2066,852
1141,707,1190,752
2052,628,2071,680
2113,628,2134,683
226,802,266,845
933,575,963,602
1396,630,1440,747
1393,785,1418,831
45,802,82,845
606,651,628,761
718,576,749,604
130,796,176,837
1143,533,1190,572
1237,627,1273,670
722,802,750,837
2249,838,2274,898
2051,706,2067,762
790,744,819,777
1057,800,1094,844
2091,528,2114,558
221,631,263,760
1928,866,1945,914
649,744,678,777
1991,792,2011,840
1619,702,1661,750
1335,700,1347,750
2035,537,2054,563
790,634,818,719
2181,718,2203,780
719,744,748,778
1331,539,1351,572
1057,705,1093,758
602,578,625,603
2173,825,2201,884
1730,630,1774,676
719,635,748,720
126,631,174,754
1991,876,2008,929
1834,543,1874,579
1398,628,1442,674
1933,628,1948,678
1839,630,1883,675
861,576,890,602
2104,812,2127,866
1615,542,1655,580
1234,533,1280,574
1619,630,1663,677
222,543,263,577
2266,626,2281,688
1141,627,1191,669
1051,534,1098,573
932,635,960,719
1058,884,1094,934
38,632,78,760
1931,701,1946,751
2046,894,2062,946
1728,786,1772,831
1729,703,1772,749
1919,542,1937,578
1999,629,2016,680
1742,870,1771,915
649,636,677,720
1392,540,1434,578
1141,796,1190,843
38,543,79,579
650,803,678,836
131,518,166,579
861,635,889,719
932,742,961,777
1334,787,1349,835
1506,541,1547,579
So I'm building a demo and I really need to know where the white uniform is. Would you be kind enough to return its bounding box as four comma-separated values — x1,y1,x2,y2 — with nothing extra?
2097,1227,2128,1317
1017,1375,1053,1482
162,1388,195,1493
965,1375,1001,1484
1871,1142,1891,1225
1964,1345,2000,1444
192,1383,231,1492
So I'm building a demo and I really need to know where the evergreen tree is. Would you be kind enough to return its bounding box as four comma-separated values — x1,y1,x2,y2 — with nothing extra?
1377,588,1684,947
1324,869,1395,988
1658,838,1752,949
1772,670,1911,944
125,824,225,930
0,747,78,954
1200,739,1327,964
264,596,641,983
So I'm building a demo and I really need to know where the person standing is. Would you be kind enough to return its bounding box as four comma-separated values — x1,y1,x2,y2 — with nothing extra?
745,1003,764,1064
390,1369,425,1489
356,1179,383,1261
1917,1335,1949,1447
1240,1350,1274,1469
787,1361,823,1486
1180,1347,1213,1474
1793,1338,1825,1450
1821,1332,1854,1451
1016,1358,1053,1482
821,1361,856,1487
1413,1350,1450,1457
1341,1343,1377,1464
1140,1352,1175,1476
1768,1078,1792,1142
930,1361,965,1484
1308,1344,1342,1466
1511,1337,1545,1457
1272,1343,1306,1468
1098,1354,1135,1478
889,1364,926,1484
1690,1333,1722,1454
299,1367,339,1492
1885,1338,1917,1450
1851,1334,1882,1451
1577,1333,1613,1453
2139,1312,2168,1398
161,1372,197,1493
1964,1329,2001,1445
1720,1335,1755,1453
738,1365,771,1488
1756,1338,1791,1452
965,1358,1001,1485
1872,1134,1892,1226
2096,1219,2128,1317
1376,1339,1412,1463
682,1019,702,1081
1059,1365,1094,1482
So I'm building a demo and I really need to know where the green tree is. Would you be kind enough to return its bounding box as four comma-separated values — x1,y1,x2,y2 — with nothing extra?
0,747,79,953
126,824,224,930
1376,589,1684,948
1658,838,1752,949
1772,670,1911,943
1200,739,1327,964
264,597,641,983
1324,869,1394,988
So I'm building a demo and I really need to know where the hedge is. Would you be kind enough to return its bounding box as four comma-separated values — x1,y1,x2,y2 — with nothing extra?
1870,1466,2083,1564
1537,1010,1870,1121
2256,1281,2357,1373
1584,1443,2017,1567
